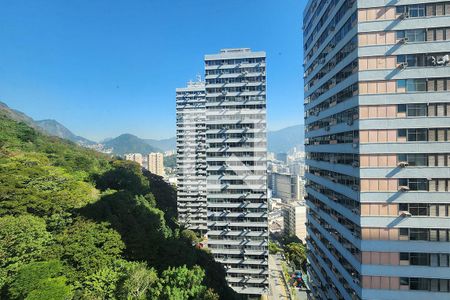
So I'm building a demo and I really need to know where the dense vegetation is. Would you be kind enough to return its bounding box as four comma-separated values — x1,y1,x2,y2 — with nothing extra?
0,113,237,300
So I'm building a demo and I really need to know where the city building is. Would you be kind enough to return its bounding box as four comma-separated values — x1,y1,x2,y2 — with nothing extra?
271,172,304,203
124,153,143,166
176,81,207,232
204,48,269,296
304,1,450,299
147,152,165,177
283,201,307,241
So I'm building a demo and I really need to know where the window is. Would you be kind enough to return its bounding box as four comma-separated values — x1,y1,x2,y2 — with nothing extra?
405,29,426,42
408,178,428,190
400,277,409,286
407,129,427,141
407,104,427,116
409,4,426,17
397,79,407,91
398,129,407,137
406,79,427,92
410,228,429,240
396,6,406,14
397,104,407,113
410,253,428,265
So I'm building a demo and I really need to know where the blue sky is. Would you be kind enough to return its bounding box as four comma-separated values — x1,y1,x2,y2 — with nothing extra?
0,0,306,141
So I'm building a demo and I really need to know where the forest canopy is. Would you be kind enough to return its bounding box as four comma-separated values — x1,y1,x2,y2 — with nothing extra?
0,112,236,300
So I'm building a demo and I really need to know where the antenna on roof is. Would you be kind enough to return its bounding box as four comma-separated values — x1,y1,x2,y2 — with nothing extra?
196,74,202,82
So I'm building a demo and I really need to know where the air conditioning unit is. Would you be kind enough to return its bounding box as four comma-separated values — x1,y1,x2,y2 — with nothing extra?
399,185,410,192
324,125,331,131
399,37,409,44
352,143,358,148
351,208,359,214
398,62,408,69
347,119,354,126
398,161,409,168
399,210,412,217
352,161,359,168
352,185,359,191
399,12,410,19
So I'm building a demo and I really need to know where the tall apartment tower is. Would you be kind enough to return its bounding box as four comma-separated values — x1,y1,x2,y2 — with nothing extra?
204,48,269,296
176,81,207,232
147,152,165,177
303,1,450,299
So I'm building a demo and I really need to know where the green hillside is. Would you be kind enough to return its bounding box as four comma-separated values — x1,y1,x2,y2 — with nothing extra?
0,112,236,300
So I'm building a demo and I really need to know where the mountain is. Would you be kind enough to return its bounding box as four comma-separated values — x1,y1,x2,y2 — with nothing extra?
35,119,96,146
0,101,96,146
103,133,162,155
0,101,37,127
268,124,305,153
144,137,176,151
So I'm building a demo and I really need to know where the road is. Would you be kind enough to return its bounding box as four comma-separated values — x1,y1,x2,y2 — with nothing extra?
268,253,291,300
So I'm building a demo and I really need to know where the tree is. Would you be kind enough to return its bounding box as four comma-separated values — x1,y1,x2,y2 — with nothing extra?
200,288,220,300
285,242,306,270
120,262,158,300
8,260,65,299
268,241,282,254
25,277,73,300
151,265,207,300
54,219,124,280
82,266,121,300
0,215,52,289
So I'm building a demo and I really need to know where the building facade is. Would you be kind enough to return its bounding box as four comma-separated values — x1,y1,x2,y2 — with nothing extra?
147,152,165,177
204,48,269,296
124,153,143,166
176,81,207,232
303,0,450,299
271,172,303,203
284,202,307,242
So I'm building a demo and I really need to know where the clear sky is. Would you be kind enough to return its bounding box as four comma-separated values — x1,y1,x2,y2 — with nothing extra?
0,0,306,141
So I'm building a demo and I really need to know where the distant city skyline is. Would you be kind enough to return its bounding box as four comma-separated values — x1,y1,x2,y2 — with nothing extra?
0,0,306,141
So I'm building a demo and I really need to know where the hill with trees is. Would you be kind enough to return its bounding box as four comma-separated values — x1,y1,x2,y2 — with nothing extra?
0,111,237,300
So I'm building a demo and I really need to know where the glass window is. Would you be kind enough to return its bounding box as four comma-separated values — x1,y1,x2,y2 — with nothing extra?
400,277,409,286
400,252,409,261
398,129,407,137
396,31,406,39
397,104,407,113
406,79,427,92
407,104,427,116
410,253,428,265
439,254,448,267
397,79,407,90
405,29,426,42
400,228,409,236
407,129,427,141
440,279,449,292
397,55,406,63
430,254,439,267
396,6,406,14
409,4,426,17
408,178,428,190
407,154,428,166
431,279,439,292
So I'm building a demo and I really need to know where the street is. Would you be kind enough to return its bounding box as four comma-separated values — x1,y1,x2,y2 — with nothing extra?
268,253,291,300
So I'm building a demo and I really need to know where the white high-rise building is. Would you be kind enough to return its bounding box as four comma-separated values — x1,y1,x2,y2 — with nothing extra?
147,152,165,177
204,48,269,296
176,81,207,232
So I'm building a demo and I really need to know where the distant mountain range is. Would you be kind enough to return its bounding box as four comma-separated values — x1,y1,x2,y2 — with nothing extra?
103,134,162,156
1,101,304,155
35,119,96,146
267,124,305,153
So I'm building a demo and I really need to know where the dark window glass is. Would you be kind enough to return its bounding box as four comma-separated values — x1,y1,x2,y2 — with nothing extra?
398,104,407,113
398,129,407,137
